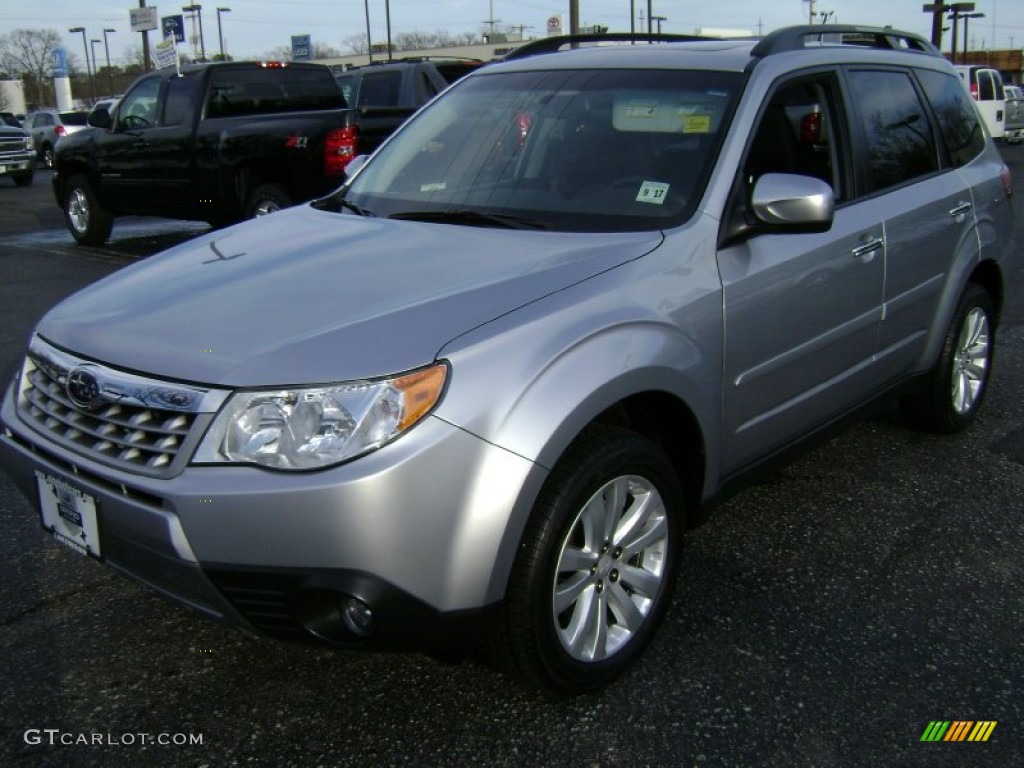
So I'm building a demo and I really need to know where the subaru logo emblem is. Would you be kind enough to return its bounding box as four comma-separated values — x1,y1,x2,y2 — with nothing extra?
66,367,103,409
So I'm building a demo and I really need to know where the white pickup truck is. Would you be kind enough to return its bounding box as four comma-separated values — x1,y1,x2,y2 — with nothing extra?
1003,84,1024,143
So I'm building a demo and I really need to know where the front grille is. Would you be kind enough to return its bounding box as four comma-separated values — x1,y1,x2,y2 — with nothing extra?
22,365,195,472
15,336,228,478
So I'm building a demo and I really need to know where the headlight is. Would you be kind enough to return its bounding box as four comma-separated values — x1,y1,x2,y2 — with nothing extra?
194,363,447,469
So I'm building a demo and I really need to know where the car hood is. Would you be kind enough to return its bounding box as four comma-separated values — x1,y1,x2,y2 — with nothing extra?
38,205,663,386
0,126,28,138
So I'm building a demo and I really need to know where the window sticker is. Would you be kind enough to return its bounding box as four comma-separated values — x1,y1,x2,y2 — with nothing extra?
420,182,447,192
636,181,670,204
682,114,712,133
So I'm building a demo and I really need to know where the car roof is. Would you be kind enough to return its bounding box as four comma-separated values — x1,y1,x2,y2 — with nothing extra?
492,25,943,76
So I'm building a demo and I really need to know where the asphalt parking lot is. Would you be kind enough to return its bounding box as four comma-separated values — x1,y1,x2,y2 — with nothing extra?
0,156,1022,766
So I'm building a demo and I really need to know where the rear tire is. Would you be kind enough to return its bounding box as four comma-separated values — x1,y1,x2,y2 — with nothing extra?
246,183,292,218
63,174,114,246
13,174,33,187
493,425,683,695
902,283,995,433
41,144,54,169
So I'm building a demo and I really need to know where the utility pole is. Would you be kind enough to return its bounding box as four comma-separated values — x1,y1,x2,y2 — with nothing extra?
922,3,952,49
483,0,502,39
569,0,579,35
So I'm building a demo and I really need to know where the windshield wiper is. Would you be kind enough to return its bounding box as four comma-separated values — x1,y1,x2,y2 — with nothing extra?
313,195,374,217
388,209,546,229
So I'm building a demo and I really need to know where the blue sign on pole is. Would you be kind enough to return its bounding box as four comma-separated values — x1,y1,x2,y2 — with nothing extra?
291,34,312,61
162,14,186,43
52,47,69,78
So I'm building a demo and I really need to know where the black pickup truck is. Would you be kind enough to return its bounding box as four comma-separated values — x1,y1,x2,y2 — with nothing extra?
53,61,406,245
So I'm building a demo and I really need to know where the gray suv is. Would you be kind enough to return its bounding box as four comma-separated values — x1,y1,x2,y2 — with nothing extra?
0,26,1015,694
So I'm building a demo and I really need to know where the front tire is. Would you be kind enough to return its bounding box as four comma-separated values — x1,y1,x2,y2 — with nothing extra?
495,425,683,695
902,283,995,433
13,173,33,187
246,183,292,218
64,174,114,246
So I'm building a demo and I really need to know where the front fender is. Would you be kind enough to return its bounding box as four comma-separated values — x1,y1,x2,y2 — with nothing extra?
436,261,724,604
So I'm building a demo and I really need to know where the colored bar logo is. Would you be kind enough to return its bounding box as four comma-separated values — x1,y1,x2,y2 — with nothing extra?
920,721,997,742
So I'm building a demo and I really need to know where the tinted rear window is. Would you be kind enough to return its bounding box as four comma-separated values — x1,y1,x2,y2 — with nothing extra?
206,67,343,119
60,112,89,126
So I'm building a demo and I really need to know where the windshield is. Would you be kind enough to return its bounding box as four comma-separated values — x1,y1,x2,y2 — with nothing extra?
340,67,740,232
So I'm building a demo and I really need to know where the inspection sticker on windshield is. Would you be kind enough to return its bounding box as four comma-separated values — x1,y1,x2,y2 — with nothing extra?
636,181,670,205
35,471,102,559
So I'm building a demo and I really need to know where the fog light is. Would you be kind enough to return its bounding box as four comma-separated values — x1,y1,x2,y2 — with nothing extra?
340,595,375,638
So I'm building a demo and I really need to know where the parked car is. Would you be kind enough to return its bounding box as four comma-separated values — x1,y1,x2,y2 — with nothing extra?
52,60,441,246
334,58,484,108
1003,83,1024,143
954,64,1006,139
23,109,89,168
0,114,36,186
0,26,1014,695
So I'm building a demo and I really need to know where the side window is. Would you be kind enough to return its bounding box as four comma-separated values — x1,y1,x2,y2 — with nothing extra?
357,71,402,107
416,71,439,103
916,69,985,167
162,74,200,127
744,77,844,199
978,70,995,101
847,70,939,194
117,77,162,129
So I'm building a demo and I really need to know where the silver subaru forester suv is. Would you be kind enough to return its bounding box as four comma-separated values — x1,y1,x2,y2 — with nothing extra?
0,26,1014,694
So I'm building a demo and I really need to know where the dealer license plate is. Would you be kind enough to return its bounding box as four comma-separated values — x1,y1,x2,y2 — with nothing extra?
35,471,102,559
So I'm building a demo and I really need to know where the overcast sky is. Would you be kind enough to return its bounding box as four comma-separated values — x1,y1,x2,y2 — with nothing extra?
3,1,1023,65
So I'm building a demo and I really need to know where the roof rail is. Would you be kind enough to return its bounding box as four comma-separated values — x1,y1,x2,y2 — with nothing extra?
503,32,717,61
751,25,940,58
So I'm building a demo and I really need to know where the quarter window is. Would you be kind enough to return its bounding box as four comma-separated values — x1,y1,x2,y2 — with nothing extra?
847,70,939,193
916,69,985,167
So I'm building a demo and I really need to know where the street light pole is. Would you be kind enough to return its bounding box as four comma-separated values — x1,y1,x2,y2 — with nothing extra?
363,0,373,63
183,4,207,61
216,7,231,60
102,29,115,93
91,38,101,95
68,27,94,103
385,0,392,61
962,12,985,63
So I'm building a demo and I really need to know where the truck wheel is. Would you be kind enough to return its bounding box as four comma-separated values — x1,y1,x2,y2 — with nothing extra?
246,184,292,217
64,174,114,246
902,283,995,434
13,174,33,187
493,425,683,695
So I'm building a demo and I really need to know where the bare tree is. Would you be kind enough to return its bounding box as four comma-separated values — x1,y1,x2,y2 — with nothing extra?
0,28,61,107
341,34,369,55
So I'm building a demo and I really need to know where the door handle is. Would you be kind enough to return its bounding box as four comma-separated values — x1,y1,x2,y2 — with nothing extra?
948,201,972,218
851,236,884,259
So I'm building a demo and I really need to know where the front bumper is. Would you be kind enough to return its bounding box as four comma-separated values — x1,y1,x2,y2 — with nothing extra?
1,376,542,651
0,150,35,177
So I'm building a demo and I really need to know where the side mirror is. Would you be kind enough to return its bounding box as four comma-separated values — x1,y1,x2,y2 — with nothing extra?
344,154,369,179
751,173,834,228
88,108,112,130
